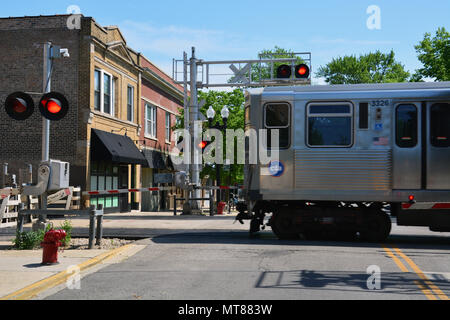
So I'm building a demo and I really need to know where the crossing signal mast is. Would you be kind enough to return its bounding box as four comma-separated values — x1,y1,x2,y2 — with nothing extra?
172,48,311,213
3,42,70,229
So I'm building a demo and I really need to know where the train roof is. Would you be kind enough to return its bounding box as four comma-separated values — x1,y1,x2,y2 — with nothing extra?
247,81,450,100
263,81,450,93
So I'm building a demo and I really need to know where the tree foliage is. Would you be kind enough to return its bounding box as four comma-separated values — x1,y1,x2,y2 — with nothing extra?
414,27,450,81
316,50,410,84
174,89,245,184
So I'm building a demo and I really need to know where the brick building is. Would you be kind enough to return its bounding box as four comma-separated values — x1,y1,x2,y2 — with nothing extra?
139,56,185,211
0,15,184,212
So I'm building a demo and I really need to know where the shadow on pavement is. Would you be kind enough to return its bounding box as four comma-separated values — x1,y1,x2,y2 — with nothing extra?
150,230,450,250
255,269,450,297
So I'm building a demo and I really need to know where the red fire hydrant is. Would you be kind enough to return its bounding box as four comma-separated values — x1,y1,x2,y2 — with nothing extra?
41,229,67,265
217,202,227,215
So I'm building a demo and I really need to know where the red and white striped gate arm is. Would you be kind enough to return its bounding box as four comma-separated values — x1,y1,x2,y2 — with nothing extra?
83,186,174,196
82,185,244,196
202,186,244,190
402,202,450,210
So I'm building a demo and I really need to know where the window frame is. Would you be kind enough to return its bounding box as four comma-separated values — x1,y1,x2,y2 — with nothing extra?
264,103,291,129
262,102,291,150
145,103,157,138
127,85,134,122
430,102,450,148
306,101,354,148
165,112,171,143
94,68,115,116
94,70,101,111
395,104,418,149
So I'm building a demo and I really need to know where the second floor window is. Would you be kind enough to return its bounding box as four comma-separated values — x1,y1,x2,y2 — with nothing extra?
165,112,171,142
127,86,134,122
103,73,112,114
94,70,101,111
146,104,156,138
94,69,115,116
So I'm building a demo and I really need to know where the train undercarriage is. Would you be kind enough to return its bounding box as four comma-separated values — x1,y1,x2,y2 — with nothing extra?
237,201,392,242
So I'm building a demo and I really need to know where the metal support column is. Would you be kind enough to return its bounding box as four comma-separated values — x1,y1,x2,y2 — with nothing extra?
189,47,200,210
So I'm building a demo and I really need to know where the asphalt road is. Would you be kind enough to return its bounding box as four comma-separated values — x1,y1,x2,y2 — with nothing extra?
45,217,450,300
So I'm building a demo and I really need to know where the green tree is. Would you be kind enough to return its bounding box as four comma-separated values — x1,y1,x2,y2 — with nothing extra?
174,89,245,185
414,27,450,81
316,50,410,84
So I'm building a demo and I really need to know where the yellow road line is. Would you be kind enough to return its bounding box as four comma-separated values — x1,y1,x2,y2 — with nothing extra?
0,244,135,300
382,245,438,300
413,281,438,300
381,245,409,272
392,246,449,301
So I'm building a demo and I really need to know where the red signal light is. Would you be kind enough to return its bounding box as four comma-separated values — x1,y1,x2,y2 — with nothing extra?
4,92,35,121
13,98,27,114
276,65,292,79
39,92,69,121
408,195,415,202
46,99,62,114
298,66,307,76
295,64,310,79
199,141,208,149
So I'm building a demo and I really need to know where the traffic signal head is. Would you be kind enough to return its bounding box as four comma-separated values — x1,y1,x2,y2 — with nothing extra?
276,65,292,79
39,92,69,121
4,92,35,121
295,64,310,79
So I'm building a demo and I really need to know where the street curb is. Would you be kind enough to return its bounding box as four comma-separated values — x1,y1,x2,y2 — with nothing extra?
0,243,136,300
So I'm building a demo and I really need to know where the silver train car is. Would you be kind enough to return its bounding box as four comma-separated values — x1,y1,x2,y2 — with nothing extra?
242,82,450,241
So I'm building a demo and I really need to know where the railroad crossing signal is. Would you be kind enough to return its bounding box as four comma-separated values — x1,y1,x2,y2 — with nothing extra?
276,65,292,79
4,92,69,121
4,92,35,121
229,63,251,84
39,92,69,121
276,64,310,80
295,64,310,79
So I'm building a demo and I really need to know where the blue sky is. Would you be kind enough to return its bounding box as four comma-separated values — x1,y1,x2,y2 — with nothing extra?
2,0,449,84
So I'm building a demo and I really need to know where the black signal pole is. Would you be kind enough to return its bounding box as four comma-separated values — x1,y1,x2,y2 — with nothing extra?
206,105,229,205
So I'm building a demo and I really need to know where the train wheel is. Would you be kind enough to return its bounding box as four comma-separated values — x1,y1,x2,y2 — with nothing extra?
360,211,391,242
271,208,300,240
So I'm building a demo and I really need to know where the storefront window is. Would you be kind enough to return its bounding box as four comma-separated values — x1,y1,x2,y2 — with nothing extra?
90,160,120,209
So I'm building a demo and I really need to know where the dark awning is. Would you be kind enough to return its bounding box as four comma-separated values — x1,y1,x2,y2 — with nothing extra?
142,149,168,170
91,129,147,165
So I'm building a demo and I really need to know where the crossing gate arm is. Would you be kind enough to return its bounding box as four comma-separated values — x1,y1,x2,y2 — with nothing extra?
83,185,243,197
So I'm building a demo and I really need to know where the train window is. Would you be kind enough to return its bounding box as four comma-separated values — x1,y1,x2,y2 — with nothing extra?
359,103,369,129
310,105,351,114
307,103,353,147
265,103,290,128
396,104,417,148
264,103,290,149
430,103,450,147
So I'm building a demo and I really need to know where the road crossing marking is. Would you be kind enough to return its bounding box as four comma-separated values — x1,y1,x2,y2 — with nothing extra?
382,244,449,300
392,246,449,301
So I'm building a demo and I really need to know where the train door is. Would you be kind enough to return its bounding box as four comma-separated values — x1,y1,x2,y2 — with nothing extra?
260,102,293,191
393,102,450,190
426,102,450,189
393,103,422,189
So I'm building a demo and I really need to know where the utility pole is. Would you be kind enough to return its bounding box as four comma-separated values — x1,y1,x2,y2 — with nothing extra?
35,42,53,229
34,42,70,230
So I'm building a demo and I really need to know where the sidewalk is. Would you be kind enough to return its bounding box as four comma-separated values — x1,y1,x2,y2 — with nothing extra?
0,211,246,299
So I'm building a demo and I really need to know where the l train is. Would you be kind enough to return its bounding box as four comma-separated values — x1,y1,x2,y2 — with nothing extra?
241,82,450,241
